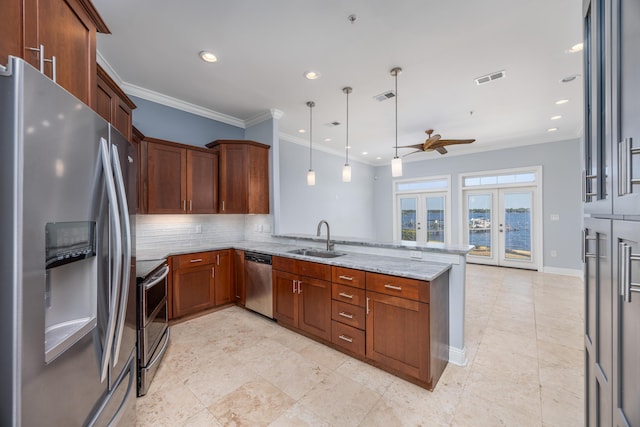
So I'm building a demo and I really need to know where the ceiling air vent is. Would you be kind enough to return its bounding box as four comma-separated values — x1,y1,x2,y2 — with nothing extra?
475,70,506,86
373,90,396,102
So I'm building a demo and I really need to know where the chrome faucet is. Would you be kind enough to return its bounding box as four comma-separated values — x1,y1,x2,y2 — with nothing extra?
317,220,334,251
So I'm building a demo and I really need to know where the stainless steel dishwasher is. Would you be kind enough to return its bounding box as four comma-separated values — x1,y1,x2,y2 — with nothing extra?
244,252,273,318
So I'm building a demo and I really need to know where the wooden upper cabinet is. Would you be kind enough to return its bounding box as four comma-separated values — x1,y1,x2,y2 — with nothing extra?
144,138,218,214
206,140,270,214
1,0,110,106
96,65,136,141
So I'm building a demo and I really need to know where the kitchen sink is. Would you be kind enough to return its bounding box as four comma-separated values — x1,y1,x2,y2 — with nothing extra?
287,248,346,258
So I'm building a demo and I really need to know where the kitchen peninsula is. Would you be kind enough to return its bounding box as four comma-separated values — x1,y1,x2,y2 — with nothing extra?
138,235,472,389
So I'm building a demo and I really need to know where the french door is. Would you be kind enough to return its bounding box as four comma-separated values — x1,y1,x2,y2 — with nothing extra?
464,187,537,269
397,193,448,243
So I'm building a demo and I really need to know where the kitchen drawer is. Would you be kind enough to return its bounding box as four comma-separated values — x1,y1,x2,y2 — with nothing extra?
332,266,365,289
366,272,429,303
332,321,365,357
332,300,365,329
332,283,365,307
297,259,331,281
174,252,213,269
273,256,296,273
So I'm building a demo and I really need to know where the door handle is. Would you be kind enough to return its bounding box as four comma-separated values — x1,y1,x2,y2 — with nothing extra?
619,242,640,303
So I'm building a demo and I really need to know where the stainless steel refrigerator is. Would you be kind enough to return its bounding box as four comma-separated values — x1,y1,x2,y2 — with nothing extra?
0,57,137,426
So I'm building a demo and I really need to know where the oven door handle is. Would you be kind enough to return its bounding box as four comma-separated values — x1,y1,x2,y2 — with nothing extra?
144,265,170,290
145,328,170,370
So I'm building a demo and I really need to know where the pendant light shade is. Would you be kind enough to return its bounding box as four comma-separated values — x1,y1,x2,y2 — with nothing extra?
306,101,316,186
342,86,352,183
391,67,403,177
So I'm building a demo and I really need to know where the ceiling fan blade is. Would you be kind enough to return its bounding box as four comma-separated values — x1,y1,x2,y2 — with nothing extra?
402,150,422,158
435,146,448,155
397,143,426,150
435,138,476,146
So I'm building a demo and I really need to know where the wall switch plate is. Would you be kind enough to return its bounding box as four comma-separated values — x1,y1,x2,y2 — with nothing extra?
410,251,423,259
263,224,272,233
195,224,202,233
550,214,560,221
550,250,557,257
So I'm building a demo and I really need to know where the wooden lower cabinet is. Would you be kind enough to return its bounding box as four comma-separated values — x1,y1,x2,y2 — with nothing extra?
365,291,430,382
170,250,232,319
272,258,332,342
233,249,245,306
173,259,215,319
213,250,232,306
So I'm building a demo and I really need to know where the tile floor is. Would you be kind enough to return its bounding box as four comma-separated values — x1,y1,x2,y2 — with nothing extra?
136,264,584,426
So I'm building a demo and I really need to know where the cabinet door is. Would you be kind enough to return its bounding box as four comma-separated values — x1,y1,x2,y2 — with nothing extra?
611,0,640,215
173,263,215,318
24,0,97,106
247,144,270,214
366,291,430,382
583,218,613,426
96,68,134,141
219,144,246,213
298,277,331,341
273,270,297,328
583,0,613,214
612,220,640,427
233,250,246,306
214,250,232,306
147,142,186,214
187,150,218,214
0,0,22,65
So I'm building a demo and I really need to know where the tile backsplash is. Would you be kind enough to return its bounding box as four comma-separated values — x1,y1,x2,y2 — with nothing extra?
135,214,274,252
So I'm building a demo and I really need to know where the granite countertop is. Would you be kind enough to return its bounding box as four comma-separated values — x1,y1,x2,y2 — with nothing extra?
137,241,451,282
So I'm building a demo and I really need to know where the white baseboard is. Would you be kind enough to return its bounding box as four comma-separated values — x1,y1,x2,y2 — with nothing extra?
542,266,583,278
449,346,468,366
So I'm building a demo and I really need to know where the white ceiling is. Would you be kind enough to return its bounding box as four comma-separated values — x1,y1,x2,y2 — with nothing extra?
92,0,584,165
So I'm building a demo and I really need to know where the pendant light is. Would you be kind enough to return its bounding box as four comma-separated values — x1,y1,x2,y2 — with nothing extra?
342,87,352,182
306,101,316,186
391,67,403,177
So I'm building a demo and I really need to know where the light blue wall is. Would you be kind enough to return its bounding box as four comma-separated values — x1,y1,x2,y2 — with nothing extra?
372,138,583,271
130,96,244,146
278,140,376,239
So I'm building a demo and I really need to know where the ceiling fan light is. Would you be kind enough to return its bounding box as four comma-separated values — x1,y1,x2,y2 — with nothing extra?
307,169,316,186
342,164,352,182
391,157,403,177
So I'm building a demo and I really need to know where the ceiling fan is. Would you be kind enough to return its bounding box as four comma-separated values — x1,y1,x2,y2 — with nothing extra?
399,129,476,155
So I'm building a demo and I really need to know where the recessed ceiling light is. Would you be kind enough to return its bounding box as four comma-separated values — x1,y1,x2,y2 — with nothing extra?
346,145,352,149
362,151,368,155
555,99,569,105
298,129,306,133
304,71,321,80
551,115,562,120
199,51,217,63
561,74,580,83
547,127,558,132
376,156,382,160
567,43,584,53
324,138,332,142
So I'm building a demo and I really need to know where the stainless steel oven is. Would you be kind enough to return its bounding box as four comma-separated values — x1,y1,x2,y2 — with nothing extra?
137,260,170,396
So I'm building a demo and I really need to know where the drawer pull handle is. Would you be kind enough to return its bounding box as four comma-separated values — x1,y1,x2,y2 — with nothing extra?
338,292,354,299
338,275,354,281
189,258,203,263
384,284,403,291
338,335,353,343
339,311,354,319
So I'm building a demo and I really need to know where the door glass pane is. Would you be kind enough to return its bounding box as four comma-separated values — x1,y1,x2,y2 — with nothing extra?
468,194,492,257
400,197,417,241
503,192,532,260
425,196,445,243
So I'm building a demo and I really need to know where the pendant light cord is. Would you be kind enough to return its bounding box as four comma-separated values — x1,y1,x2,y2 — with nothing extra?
346,90,349,165
309,102,313,170
394,71,398,158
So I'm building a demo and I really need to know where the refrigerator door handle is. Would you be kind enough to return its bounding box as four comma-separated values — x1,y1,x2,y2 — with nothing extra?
110,143,132,367
99,138,123,383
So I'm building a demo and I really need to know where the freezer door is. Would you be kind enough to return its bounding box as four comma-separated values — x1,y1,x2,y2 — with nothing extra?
0,58,110,426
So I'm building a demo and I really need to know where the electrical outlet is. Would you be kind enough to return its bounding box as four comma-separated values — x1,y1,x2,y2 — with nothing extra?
263,224,272,233
195,224,202,234
550,250,557,257
410,251,423,259
550,214,560,221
